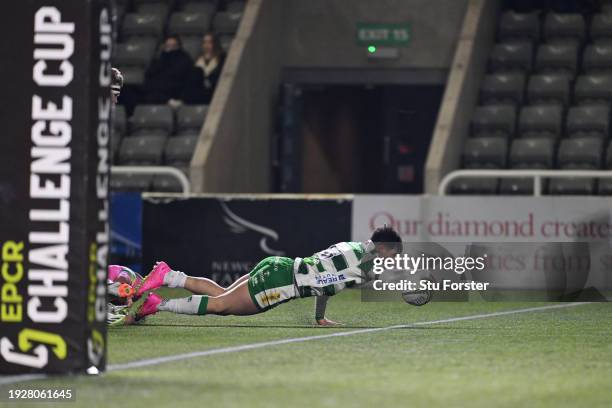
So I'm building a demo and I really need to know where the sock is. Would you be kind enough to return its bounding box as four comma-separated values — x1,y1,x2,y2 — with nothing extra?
158,295,208,315
162,269,188,288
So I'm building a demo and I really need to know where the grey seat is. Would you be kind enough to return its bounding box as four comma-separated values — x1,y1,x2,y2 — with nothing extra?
462,137,507,169
527,74,570,106
182,36,203,60
111,132,122,164
153,174,187,193
566,105,610,139
598,179,612,195
130,105,174,134
583,44,612,74
121,13,164,38
510,138,555,169
534,43,578,77
518,105,563,140
450,178,498,195
113,37,157,67
115,65,145,86
489,42,533,73
164,134,198,164
219,34,234,52
212,12,242,34
499,178,537,195
480,73,526,106
548,178,595,195
182,0,218,13
110,173,153,191
498,11,540,43
471,105,516,139
543,12,585,45
168,12,213,37
119,134,167,165
574,74,612,105
113,105,127,137
227,0,246,13
557,137,603,169
177,105,208,133
591,13,612,44
136,2,170,20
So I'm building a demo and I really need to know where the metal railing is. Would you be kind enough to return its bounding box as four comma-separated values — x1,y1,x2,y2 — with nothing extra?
438,169,612,196
111,166,191,194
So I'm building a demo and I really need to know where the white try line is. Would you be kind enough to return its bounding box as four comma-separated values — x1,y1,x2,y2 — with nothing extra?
0,302,588,386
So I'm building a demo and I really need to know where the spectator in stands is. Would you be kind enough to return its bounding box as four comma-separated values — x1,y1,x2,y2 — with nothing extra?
144,35,193,105
183,32,226,104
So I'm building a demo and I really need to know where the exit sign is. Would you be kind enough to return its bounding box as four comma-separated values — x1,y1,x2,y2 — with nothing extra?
356,23,411,46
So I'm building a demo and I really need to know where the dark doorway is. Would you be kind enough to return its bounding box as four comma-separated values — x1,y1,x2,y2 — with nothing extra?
277,84,443,194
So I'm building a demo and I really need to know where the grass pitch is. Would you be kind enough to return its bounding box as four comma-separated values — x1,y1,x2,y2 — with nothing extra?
2,290,612,408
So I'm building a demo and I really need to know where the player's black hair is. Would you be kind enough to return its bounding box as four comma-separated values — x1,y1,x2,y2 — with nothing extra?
370,225,402,251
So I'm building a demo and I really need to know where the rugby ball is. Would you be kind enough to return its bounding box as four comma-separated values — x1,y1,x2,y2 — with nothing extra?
401,279,433,306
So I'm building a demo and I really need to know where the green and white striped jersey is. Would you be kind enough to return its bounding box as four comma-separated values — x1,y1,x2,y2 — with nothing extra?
294,240,376,298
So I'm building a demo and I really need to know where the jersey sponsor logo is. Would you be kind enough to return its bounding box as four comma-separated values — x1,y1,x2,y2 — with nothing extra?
315,273,346,285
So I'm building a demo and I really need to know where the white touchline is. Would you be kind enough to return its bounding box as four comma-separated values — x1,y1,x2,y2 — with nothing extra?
0,302,589,386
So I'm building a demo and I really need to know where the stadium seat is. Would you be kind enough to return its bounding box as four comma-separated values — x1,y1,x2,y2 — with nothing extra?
574,74,612,105
534,43,578,77
518,105,563,140
113,37,157,67
470,105,516,139
182,0,218,13
450,178,499,195
462,137,508,169
153,173,187,193
219,34,234,52
227,0,246,14
489,42,533,73
110,173,153,191
543,12,585,45
212,12,242,34
119,134,167,165
111,132,122,164
164,134,198,164
130,105,174,134
557,137,603,169
499,178,537,195
182,36,203,60
583,43,612,73
498,11,540,43
607,143,612,168
548,178,596,195
113,105,127,137
566,105,610,140
480,73,526,106
527,74,570,106
598,179,612,194
590,13,612,44
121,13,165,38
177,105,208,133
135,2,170,20
510,138,555,168
115,65,145,86
168,12,213,37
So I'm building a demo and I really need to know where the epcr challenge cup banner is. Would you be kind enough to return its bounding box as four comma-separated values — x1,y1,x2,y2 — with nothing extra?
0,0,112,374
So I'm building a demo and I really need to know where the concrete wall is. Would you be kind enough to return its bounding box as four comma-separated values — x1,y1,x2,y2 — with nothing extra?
283,0,468,69
424,0,500,194
190,0,283,193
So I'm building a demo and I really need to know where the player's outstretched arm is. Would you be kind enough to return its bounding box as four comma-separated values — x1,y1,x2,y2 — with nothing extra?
314,295,343,326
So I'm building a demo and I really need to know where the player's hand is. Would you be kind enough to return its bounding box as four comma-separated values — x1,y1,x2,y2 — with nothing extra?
316,318,343,326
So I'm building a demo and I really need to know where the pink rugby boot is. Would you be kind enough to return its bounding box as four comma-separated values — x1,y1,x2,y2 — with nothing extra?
136,261,173,296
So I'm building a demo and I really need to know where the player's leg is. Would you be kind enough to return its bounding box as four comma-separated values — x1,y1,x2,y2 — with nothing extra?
134,257,297,319
182,271,251,295
158,280,260,316
136,261,251,297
